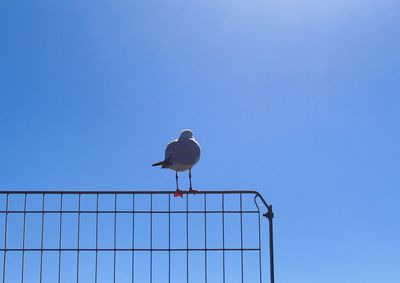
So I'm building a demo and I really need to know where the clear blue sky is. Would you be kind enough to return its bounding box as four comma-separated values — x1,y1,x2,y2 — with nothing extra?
1,0,399,282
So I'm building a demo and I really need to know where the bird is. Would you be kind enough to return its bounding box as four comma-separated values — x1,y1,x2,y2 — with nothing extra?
152,129,201,197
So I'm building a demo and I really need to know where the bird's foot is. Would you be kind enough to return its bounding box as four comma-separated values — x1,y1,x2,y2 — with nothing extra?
188,188,198,195
174,189,184,198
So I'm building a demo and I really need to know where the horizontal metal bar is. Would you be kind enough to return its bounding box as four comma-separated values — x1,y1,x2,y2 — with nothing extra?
0,190,269,207
0,190,258,195
0,248,260,252
0,210,260,214
0,190,271,208
0,190,271,215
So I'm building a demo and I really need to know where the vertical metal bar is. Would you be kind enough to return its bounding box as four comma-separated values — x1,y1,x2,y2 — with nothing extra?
58,194,63,283
95,194,99,283
222,194,225,283
114,194,117,283
39,193,45,283
257,206,263,283
267,205,275,283
77,194,81,283
240,194,244,283
21,193,27,283
186,194,189,283
131,194,135,283
149,194,153,282
204,194,207,283
168,194,171,283
2,193,9,283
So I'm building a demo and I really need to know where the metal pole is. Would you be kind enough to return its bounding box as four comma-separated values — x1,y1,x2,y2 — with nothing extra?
266,205,275,283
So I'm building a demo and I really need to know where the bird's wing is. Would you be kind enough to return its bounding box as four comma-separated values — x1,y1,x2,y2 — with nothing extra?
192,139,201,163
164,140,178,161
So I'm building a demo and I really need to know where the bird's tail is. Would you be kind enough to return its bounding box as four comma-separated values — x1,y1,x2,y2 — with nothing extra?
152,160,170,167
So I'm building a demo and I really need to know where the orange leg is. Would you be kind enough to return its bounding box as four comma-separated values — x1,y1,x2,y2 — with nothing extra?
174,171,183,197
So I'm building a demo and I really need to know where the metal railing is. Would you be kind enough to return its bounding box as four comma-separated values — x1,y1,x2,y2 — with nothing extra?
0,190,274,283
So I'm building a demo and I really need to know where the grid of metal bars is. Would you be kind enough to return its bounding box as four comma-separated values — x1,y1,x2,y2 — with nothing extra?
0,191,274,283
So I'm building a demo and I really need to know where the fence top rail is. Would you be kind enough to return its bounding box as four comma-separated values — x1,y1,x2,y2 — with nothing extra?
0,189,271,207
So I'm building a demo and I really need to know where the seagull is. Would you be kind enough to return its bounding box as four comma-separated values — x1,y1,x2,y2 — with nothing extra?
152,129,201,197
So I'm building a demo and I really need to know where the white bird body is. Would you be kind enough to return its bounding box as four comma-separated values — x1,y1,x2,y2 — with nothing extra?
153,130,201,172
152,130,201,196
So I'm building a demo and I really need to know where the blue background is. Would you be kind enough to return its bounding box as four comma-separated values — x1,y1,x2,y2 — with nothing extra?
1,0,399,282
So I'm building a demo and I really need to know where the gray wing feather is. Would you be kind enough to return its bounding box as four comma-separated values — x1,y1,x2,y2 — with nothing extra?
164,140,178,160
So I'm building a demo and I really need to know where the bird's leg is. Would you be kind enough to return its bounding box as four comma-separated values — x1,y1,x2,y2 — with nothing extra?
174,171,183,198
188,169,198,194
189,169,192,190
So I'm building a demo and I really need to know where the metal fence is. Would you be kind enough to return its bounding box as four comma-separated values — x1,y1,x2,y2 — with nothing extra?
0,191,274,283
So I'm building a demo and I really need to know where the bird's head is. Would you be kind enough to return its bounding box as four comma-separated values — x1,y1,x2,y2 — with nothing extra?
179,129,194,140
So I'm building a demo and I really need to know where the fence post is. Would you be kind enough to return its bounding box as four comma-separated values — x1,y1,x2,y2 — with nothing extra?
265,205,275,283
